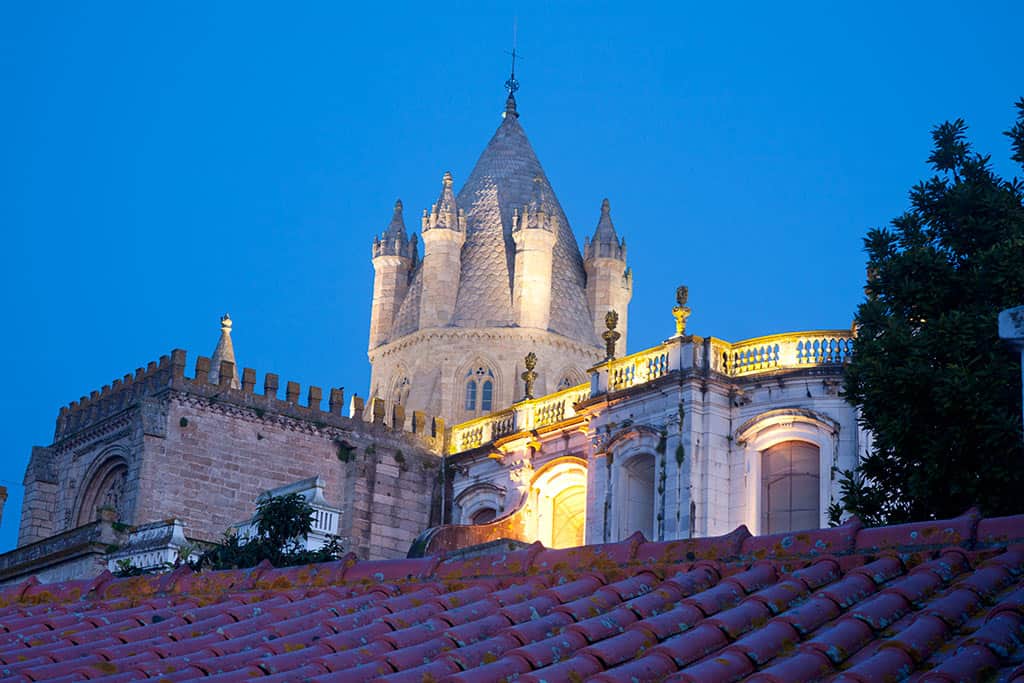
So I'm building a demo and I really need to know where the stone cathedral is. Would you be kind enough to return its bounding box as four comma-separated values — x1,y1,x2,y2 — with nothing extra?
3,84,865,584
366,93,631,426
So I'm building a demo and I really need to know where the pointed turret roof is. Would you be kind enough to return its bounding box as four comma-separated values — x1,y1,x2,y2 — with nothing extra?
449,109,597,342
385,199,406,238
422,172,463,233
373,200,416,261
585,198,626,261
594,198,619,242
209,314,240,389
389,97,600,345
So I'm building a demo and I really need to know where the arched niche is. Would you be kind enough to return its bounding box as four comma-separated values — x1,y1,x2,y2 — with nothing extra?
606,425,663,542
76,449,131,527
619,452,656,540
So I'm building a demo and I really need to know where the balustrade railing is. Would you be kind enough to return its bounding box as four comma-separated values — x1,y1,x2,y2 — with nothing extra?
608,347,671,392
448,328,853,453
448,383,589,454
722,330,854,377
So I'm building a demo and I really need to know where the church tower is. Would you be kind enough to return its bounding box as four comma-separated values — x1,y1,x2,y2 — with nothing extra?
512,178,558,330
366,84,630,426
418,172,466,328
369,201,417,350
584,199,633,353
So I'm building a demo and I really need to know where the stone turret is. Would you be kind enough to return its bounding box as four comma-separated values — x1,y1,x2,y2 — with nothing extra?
584,199,633,353
512,177,558,330
209,314,240,389
418,172,466,328
369,200,417,349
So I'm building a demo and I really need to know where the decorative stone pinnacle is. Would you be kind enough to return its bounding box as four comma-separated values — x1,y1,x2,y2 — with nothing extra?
442,171,453,188
672,285,692,336
220,313,232,333
394,199,403,212
601,198,610,215
521,351,538,400
603,310,621,360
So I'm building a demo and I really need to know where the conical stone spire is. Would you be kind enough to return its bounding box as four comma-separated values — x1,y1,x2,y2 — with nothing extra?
422,172,465,232
209,314,240,389
585,198,626,261
373,200,416,260
385,199,406,237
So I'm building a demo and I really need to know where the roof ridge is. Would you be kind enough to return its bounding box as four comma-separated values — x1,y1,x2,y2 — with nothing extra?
4,510,1020,607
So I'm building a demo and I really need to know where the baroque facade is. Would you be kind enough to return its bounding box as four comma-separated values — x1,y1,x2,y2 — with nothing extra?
9,85,865,583
418,302,863,555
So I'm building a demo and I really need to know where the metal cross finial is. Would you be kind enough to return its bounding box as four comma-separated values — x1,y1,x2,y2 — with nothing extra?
505,19,520,96
505,47,519,96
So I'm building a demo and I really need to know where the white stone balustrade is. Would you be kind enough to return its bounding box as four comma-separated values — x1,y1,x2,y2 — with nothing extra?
449,384,590,454
448,328,855,454
715,330,854,377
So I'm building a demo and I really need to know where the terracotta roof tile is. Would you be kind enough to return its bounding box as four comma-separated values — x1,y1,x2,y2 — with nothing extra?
2,512,1024,681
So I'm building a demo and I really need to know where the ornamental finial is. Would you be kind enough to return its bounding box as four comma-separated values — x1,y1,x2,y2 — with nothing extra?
521,351,538,400
603,310,621,360
672,285,692,336
503,29,520,119
220,313,233,333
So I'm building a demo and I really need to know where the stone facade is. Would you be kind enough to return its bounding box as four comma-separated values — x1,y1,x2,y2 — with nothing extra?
11,86,873,584
416,321,865,555
16,350,444,569
367,95,630,427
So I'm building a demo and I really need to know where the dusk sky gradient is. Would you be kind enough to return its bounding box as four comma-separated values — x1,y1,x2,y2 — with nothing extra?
1,2,1021,550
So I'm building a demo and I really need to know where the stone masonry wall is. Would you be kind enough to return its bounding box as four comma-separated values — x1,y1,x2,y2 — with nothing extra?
20,349,445,562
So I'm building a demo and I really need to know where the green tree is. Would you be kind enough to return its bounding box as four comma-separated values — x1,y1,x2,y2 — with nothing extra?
192,493,343,570
835,98,1024,525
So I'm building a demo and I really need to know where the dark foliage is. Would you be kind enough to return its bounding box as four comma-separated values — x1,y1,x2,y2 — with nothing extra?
834,98,1024,525
191,493,344,571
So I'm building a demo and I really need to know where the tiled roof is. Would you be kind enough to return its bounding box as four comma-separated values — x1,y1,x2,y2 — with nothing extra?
2,512,1023,682
451,113,598,344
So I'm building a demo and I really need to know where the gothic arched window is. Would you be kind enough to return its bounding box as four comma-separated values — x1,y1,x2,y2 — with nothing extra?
481,380,493,412
391,376,410,406
463,365,496,417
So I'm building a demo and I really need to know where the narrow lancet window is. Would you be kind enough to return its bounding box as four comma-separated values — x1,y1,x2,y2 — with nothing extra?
481,380,493,412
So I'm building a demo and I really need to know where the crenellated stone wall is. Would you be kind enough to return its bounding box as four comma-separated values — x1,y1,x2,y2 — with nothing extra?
17,349,446,564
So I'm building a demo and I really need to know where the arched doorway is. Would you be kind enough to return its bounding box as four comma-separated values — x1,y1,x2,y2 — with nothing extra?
531,459,587,548
761,440,820,533
551,485,586,548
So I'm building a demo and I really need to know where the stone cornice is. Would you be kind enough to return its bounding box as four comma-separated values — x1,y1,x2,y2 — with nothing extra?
369,326,602,362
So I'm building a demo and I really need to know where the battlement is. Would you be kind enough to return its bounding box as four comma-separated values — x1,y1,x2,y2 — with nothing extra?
53,349,445,449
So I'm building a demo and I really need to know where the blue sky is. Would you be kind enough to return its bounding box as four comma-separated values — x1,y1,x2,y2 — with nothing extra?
1,2,1021,551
